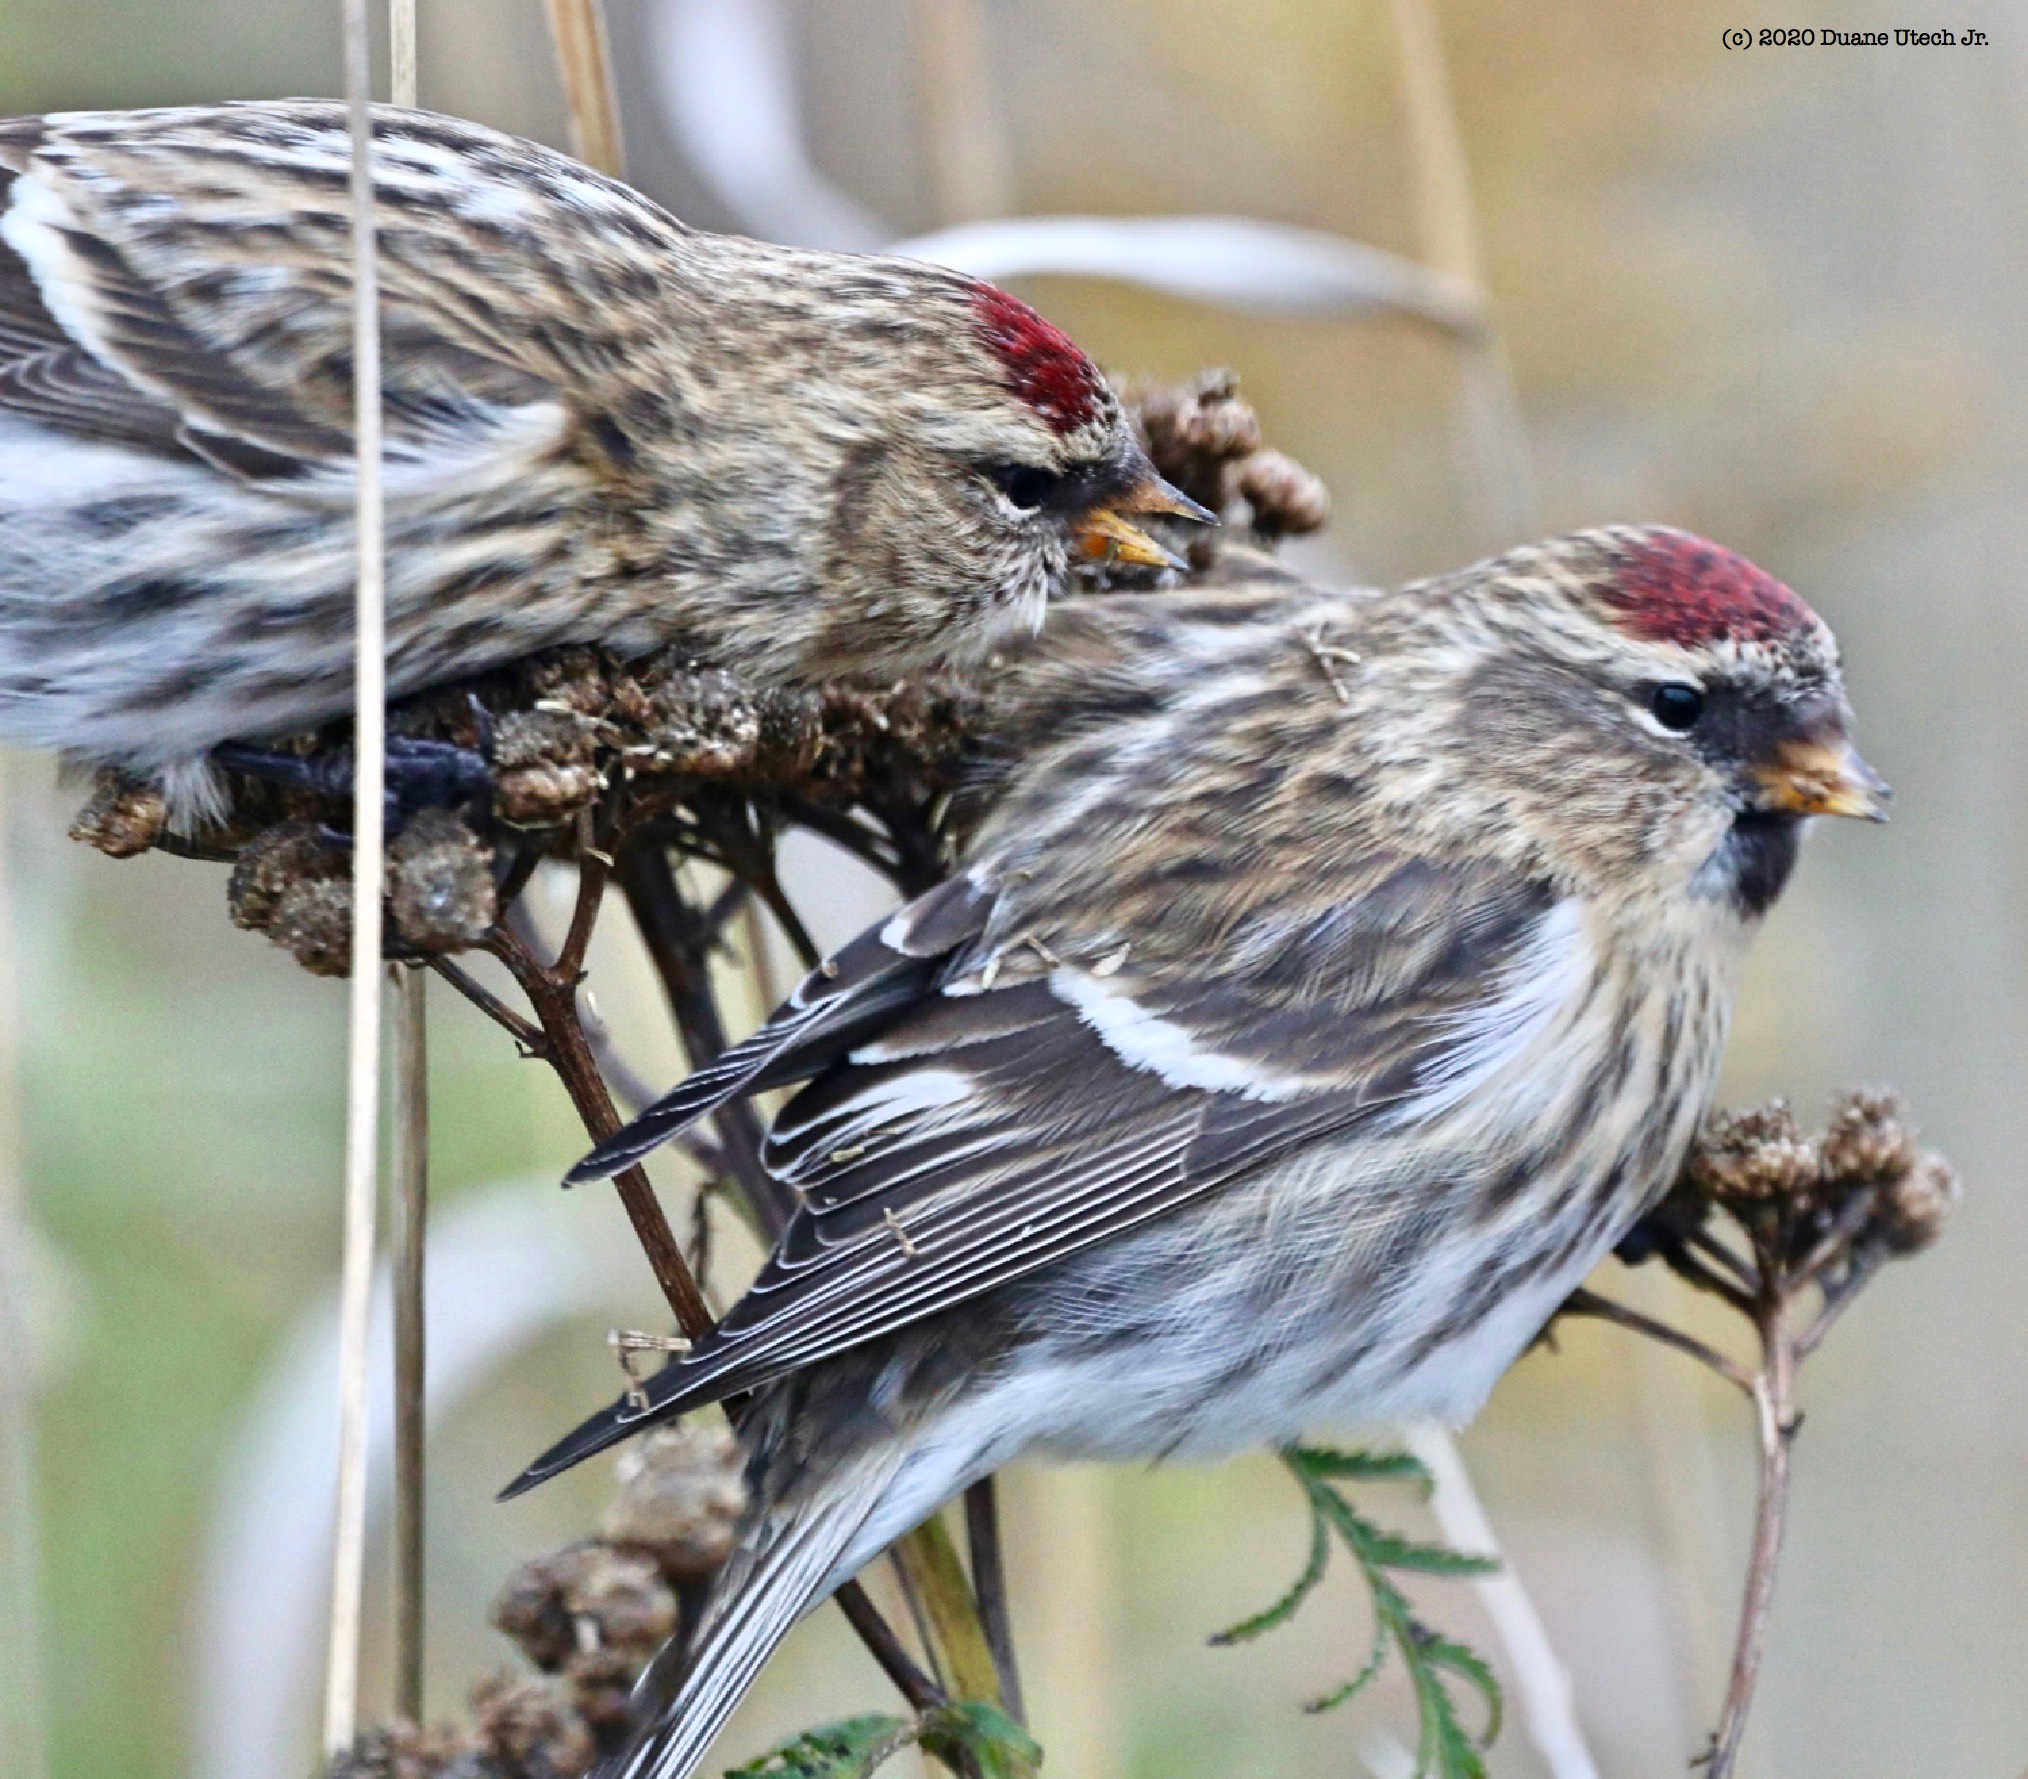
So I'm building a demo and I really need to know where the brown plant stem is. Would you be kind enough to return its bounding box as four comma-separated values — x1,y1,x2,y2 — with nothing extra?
834,1582,946,1713
1703,1294,1798,1779
427,956,545,1055
494,852,947,1724
1558,1289,1753,1396
615,840,790,1235
483,907,714,1343
964,1478,1025,1724
390,964,429,1724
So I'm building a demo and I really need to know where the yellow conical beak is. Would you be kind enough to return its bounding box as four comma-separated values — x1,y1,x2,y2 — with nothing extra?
1751,736,1892,821
1071,473,1216,571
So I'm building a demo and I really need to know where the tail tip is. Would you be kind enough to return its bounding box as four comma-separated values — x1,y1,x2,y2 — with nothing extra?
566,1140,638,1186
496,1465,544,1503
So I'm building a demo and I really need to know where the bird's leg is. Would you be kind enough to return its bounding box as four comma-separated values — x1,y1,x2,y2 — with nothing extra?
211,731,493,828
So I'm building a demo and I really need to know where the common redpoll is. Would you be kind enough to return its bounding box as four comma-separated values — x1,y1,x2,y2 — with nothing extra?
517,526,1887,1779
0,101,1200,818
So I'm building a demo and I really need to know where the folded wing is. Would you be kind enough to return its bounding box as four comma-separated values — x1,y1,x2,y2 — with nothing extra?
509,854,1565,1496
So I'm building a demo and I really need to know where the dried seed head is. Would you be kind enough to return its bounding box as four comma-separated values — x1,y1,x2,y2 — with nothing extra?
1130,368,1263,514
1818,1088,1918,1187
228,820,340,931
468,1672,597,1779
604,1422,749,1585
521,647,614,718
1874,1152,1961,1255
1233,449,1331,540
267,872,356,977
490,1541,677,1672
326,1723,473,1779
492,708,603,827
1684,1100,1819,1204
69,769,168,858
388,809,498,951
635,666,765,778
560,1645,641,1736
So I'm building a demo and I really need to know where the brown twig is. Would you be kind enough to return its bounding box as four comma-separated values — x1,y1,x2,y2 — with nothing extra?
483,914,714,1343
1595,1095,1959,1779
1649,1237,1758,1319
1558,1288,1753,1397
427,956,547,1056
964,1478,1025,1724
615,841,792,1236
835,1580,946,1714
390,966,429,1724
781,796,908,880
1702,1283,1797,1779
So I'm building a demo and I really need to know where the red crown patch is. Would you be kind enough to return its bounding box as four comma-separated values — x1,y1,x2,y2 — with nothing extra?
970,284,1107,436
1608,531,1816,646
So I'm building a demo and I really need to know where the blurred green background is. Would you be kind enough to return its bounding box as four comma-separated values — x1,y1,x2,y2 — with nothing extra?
0,2,2019,1776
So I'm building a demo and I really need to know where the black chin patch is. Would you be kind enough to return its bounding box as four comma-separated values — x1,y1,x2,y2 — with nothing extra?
1723,811,1803,916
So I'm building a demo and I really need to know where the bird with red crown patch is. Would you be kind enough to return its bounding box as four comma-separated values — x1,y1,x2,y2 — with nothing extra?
0,100,1207,821
511,525,1887,1779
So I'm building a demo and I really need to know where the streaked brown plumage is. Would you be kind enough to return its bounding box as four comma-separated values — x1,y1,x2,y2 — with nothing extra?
0,100,1197,817
509,526,1887,1779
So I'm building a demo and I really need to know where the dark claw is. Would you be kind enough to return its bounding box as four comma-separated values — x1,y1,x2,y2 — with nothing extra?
213,733,494,830
1614,1219,1665,1267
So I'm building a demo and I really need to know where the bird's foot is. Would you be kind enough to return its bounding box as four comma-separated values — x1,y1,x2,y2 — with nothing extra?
212,730,493,829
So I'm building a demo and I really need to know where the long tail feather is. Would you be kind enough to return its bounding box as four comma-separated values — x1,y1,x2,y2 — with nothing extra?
598,1448,908,1779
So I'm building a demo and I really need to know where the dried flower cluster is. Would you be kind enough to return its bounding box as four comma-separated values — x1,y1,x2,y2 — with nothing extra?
1130,369,1331,560
1644,1087,1959,1294
331,1426,746,1779
1573,1089,1960,1779
70,656,984,976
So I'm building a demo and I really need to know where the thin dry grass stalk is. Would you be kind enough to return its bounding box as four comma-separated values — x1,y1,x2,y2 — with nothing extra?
544,0,626,177
387,1,428,1729
324,0,392,1752
391,966,429,1724
911,0,1015,225
1385,0,1538,546
0,758,46,1779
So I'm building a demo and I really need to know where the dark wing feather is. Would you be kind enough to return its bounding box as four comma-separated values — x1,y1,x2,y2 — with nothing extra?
0,157,343,471
0,343,185,453
0,106,565,477
508,859,1561,1497
0,151,193,455
566,870,1001,1184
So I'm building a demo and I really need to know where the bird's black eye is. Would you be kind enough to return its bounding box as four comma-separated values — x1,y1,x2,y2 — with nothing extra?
983,462,1062,512
1649,682,1706,731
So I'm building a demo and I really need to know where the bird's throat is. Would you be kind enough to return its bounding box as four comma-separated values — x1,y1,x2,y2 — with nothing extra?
1721,811,1804,917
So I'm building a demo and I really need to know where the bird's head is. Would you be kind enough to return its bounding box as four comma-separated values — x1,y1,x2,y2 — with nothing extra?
1417,525,1887,917
778,266,1211,676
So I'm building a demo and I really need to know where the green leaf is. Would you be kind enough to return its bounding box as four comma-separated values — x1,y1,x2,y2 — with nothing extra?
1288,1445,1433,1489
724,1699,1042,1779
1413,1672,1487,1779
1301,1598,1390,1715
1210,1506,1330,1645
722,1715,916,1778
1417,1627,1504,1744
919,1700,1044,1778
1357,1529,1501,1579
1209,1448,1507,1779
